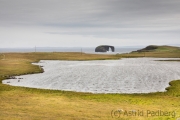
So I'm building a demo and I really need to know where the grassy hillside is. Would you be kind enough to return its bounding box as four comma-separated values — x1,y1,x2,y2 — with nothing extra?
119,45,180,58
0,50,180,119
137,45,180,52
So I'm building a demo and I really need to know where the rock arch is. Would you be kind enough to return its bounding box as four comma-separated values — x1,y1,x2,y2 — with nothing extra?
95,45,115,52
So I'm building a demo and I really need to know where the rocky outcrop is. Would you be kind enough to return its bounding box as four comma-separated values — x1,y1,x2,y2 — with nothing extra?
95,45,115,52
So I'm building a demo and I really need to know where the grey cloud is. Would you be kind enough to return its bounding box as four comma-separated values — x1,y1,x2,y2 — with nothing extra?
0,0,180,47
1,0,180,26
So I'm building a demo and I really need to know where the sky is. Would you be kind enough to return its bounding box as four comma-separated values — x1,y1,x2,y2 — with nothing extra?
0,0,180,48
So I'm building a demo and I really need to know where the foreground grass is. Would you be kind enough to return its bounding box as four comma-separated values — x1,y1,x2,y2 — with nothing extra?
0,51,180,120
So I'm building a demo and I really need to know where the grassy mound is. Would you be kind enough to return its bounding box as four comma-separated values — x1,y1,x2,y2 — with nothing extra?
118,45,180,58
136,45,180,52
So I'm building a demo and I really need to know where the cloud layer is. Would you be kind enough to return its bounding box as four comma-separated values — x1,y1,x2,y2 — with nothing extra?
0,0,180,47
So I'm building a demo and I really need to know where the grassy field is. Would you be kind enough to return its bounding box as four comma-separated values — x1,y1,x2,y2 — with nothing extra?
0,46,180,120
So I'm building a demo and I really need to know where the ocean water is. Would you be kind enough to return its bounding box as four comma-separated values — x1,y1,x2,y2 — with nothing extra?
0,47,141,54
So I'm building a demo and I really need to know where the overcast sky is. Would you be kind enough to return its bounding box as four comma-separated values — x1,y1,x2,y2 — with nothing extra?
0,0,180,48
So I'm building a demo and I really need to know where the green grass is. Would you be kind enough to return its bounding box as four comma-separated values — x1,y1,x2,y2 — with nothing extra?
0,49,180,120
118,45,180,58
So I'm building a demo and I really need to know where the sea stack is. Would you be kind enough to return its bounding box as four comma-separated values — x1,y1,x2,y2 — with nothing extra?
95,45,115,52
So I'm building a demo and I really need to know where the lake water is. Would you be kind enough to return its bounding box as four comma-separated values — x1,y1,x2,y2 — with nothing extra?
3,58,180,94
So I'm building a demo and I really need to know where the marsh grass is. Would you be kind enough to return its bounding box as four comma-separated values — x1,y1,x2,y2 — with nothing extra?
0,51,180,120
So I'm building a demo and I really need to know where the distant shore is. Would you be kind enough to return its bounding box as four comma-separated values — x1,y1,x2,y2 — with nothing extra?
0,47,140,54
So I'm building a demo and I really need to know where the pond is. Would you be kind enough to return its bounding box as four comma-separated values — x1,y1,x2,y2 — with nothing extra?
3,58,180,94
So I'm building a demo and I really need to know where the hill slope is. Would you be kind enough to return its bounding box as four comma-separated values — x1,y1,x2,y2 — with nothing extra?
119,45,180,58
135,45,180,52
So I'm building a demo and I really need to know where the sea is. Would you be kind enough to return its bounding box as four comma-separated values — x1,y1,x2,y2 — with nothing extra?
0,47,142,54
